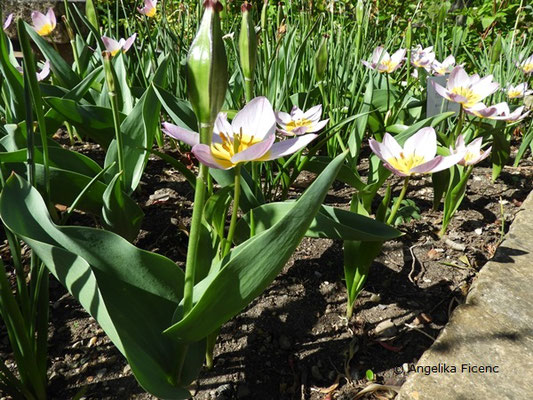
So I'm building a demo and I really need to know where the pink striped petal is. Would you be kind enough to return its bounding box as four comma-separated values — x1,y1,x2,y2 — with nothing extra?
192,144,231,170
46,8,56,27
404,127,436,161
447,66,469,89
102,36,121,53
262,134,317,160
31,11,49,31
162,122,199,146
123,34,137,52
232,96,276,140
231,134,275,164
3,13,13,30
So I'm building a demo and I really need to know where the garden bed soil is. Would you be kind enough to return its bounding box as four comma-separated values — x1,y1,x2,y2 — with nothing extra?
2,139,533,400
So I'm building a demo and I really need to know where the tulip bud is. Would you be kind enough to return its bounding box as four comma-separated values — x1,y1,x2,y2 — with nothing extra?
187,0,228,143
261,0,268,32
314,35,328,82
102,51,116,94
490,34,502,65
356,0,364,25
406,20,412,50
239,2,257,99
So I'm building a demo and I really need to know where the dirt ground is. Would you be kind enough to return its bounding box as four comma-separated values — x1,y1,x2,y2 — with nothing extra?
1,139,533,400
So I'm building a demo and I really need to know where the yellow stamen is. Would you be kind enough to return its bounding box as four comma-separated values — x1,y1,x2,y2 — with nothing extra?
146,7,156,17
386,152,426,175
37,23,54,36
508,90,522,99
285,118,312,133
463,151,477,165
379,59,399,74
210,132,263,168
450,86,482,108
521,63,533,74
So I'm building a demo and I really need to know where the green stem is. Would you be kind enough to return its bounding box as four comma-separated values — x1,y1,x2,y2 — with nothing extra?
454,106,465,144
385,73,391,125
182,163,208,315
224,164,242,256
386,176,410,225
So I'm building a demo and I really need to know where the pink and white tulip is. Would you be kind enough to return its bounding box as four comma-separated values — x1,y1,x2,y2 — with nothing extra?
362,46,406,74
276,105,329,136
369,127,463,177
517,54,533,75
3,13,13,30
31,8,56,36
431,55,456,76
16,60,51,82
506,83,532,99
411,45,435,70
163,97,317,170
432,66,499,109
465,102,530,122
102,34,137,56
138,0,157,17
451,135,491,166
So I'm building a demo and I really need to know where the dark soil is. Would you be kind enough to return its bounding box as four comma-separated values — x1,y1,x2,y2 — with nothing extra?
1,138,533,400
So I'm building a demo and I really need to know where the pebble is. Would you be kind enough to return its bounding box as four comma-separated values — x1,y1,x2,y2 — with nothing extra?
123,364,131,375
374,319,397,338
88,336,98,348
279,335,291,350
475,228,483,235
215,383,232,399
369,293,381,303
96,368,107,378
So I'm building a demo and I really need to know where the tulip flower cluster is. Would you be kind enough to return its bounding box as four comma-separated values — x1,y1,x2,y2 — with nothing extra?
163,97,325,170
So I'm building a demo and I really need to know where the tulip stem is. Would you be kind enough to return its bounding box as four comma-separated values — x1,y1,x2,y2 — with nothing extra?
386,177,410,225
224,164,242,255
454,107,465,143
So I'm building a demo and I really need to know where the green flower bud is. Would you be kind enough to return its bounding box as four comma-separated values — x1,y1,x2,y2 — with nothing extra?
261,0,268,32
356,0,364,25
490,34,502,65
406,20,412,50
315,35,328,82
102,51,116,94
187,0,228,142
239,2,257,83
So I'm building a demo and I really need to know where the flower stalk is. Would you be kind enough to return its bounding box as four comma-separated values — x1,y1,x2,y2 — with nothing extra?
386,177,410,225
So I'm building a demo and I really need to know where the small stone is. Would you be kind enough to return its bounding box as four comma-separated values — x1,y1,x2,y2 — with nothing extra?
374,319,397,339
123,365,131,375
369,293,381,303
475,228,483,235
279,335,291,350
96,368,107,378
215,383,232,399
88,336,98,348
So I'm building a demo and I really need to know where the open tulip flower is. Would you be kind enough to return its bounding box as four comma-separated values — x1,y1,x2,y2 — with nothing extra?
411,45,435,70
3,13,13,30
451,135,491,166
369,127,463,177
138,0,157,17
465,102,530,122
276,105,329,136
102,34,137,56
506,83,532,99
163,97,317,170
432,66,499,109
31,8,56,36
16,60,50,82
517,54,533,75
362,46,406,74
431,55,456,76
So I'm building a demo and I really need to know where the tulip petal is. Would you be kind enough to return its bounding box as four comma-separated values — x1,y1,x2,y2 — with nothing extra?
404,127,436,160
275,111,292,125
302,104,322,120
307,119,329,133
31,11,48,30
261,134,317,161
162,122,199,147
123,34,137,52
36,60,50,81
214,113,233,137
432,81,451,101
447,66,469,89
232,96,276,140
231,134,275,164
102,36,121,53
192,144,232,170
3,13,13,30
46,8,56,27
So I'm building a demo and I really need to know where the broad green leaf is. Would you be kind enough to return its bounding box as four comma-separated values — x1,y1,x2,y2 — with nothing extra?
0,175,202,399
0,29,24,122
104,85,162,193
25,23,80,88
164,152,348,342
233,203,400,244
153,84,198,132
210,167,264,212
102,173,144,242
304,156,365,190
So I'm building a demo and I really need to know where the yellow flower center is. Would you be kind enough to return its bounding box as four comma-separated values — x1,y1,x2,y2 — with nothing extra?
386,152,426,175
210,132,264,168
37,23,54,36
521,63,533,74
146,7,156,17
450,86,482,108
463,151,477,165
110,49,120,57
380,59,398,73
508,90,522,99
285,118,312,133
